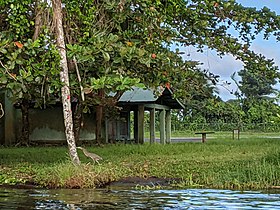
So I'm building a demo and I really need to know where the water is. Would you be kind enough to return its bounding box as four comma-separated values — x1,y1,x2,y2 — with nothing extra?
0,187,280,209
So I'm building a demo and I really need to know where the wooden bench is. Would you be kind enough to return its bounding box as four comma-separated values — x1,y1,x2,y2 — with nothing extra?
195,131,215,143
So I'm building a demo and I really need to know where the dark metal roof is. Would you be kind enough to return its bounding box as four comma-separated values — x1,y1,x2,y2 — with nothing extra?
118,87,157,102
156,88,185,109
118,87,184,109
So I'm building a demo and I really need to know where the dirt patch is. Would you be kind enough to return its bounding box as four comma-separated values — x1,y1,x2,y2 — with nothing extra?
0,177,182,189
109,176,182,187
0,181,40,189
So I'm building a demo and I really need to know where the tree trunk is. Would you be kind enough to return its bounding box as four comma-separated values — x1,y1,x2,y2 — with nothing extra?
96,89,104,145
96,105,103,144
52,0,80,165
73,99,83,143
33,1,42,41
20,99,30,146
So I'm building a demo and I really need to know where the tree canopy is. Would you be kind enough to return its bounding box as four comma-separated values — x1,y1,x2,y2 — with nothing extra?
1,0,280,153
1,0,280,100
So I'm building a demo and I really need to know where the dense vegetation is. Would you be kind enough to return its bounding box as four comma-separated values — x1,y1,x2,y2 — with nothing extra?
170,97,280,132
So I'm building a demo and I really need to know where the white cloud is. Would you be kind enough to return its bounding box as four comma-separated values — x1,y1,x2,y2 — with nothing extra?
250,43,280,67
178,0,280,101
182,46,243,76
181,34,280,101
182,46,243,100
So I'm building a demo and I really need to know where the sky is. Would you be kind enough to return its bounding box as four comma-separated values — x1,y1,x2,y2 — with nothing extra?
184,0,280,101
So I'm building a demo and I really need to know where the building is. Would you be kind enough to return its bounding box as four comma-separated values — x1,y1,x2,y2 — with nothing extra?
108,87,184,144
0,87,184,145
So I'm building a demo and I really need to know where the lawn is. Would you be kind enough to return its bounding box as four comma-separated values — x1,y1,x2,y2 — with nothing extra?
0,133,280,189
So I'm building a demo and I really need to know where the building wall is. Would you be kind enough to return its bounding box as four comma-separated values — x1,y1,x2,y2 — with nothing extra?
0,96,141,145
107,111,130,142
0,92,21,145
29,106,96,142
0,93,5,144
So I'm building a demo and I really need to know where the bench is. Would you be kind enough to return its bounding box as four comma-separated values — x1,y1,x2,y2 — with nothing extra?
195,131,215,143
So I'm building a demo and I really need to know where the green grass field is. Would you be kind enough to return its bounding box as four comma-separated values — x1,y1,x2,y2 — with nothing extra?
0,133,280,189
167,130,280,138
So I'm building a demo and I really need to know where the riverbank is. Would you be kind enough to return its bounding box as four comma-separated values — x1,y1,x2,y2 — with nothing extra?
0,137,280,189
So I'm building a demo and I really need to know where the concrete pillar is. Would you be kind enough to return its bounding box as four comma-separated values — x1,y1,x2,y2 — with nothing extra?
159,109,166,144
127,111,131,142
138,105,145,144
149,108,156,144
166,110,171,144
133,110,138,143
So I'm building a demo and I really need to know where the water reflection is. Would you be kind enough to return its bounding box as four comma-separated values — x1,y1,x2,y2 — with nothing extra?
0,187,280,209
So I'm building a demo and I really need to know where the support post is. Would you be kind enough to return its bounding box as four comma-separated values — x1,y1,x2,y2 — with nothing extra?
138,105,145,144
127,111,131,143
166,110,171,144
232,129,240,140
133,110,138,143
116,120,120,141
159,109,166,144
202,133,206,143
105,117,108,143
150,108,156,144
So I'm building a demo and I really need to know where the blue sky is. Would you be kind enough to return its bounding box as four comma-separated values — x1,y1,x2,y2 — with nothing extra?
184,0,280,101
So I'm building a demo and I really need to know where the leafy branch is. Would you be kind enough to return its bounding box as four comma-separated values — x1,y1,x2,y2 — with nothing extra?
0,60,17,81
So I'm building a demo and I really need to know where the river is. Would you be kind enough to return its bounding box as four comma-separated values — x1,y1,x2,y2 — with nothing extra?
0,187,280,209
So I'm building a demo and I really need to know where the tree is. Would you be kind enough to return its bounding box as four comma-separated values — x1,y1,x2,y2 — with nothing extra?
52,0,80,164
0,0,80,163
63,0,181,143
237,56,280,99
0,0,61,145
232,53,280,127
1,0,280,159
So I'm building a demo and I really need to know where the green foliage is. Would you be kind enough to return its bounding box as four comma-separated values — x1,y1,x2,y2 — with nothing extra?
0,34,61,105
2,0,280,100
1,0,280,148
237,56,280,98
0,0,62,108
0,0,34,39
89,76,144,91
242,98,280,124
1,0,280,101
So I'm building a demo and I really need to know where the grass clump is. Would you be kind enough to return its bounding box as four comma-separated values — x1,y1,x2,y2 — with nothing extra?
0,136,280,190
33,162,118,189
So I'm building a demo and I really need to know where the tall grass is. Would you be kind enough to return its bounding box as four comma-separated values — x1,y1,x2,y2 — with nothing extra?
0,137,280,189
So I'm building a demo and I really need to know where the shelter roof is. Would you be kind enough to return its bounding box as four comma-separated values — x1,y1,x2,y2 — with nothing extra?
118,87,184,109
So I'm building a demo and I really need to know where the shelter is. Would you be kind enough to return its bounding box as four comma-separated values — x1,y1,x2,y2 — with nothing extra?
0,87,184,145
106,87,184,144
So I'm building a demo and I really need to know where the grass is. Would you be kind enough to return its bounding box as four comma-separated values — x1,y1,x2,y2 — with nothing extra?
144,130,280,141
167,130,280,138
0,133,280,190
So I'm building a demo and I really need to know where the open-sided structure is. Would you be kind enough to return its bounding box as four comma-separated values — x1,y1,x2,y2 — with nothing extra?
106,87,184,144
